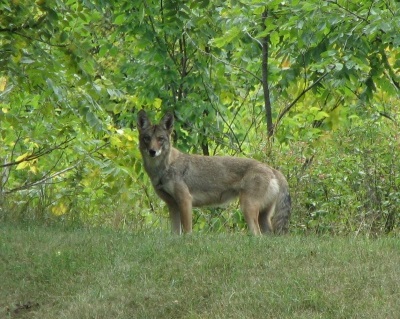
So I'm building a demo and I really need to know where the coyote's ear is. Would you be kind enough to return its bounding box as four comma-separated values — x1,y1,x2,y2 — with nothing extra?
161,111,174,133
137,110,151,131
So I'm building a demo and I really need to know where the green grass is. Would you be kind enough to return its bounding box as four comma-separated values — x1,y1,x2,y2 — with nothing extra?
1,224,399,318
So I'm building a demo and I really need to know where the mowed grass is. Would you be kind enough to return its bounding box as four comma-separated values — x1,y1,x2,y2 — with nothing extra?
1,224,399,319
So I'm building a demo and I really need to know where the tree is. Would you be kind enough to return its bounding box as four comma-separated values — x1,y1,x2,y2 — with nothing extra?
0,0,112,216
1,0,399,233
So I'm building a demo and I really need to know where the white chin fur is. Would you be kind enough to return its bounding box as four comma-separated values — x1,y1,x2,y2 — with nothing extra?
149,149,162,157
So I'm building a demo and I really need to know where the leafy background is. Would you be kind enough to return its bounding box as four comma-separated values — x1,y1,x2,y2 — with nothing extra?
1,0,399,235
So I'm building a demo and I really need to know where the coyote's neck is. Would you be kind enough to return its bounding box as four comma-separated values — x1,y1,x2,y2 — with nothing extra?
143,147,178,186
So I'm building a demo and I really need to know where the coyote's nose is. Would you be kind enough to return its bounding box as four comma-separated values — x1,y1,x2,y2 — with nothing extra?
149,149,157,157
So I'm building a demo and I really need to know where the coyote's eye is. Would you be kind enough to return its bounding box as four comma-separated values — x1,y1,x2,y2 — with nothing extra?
157,136,165,143
143,136,151,143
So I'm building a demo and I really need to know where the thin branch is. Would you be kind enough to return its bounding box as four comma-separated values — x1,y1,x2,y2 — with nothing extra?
143,0,178,67
0,14,47,33
1,133,22,190
274,65,336,129
200,77,243,154
184,30,263,83
4,142,109,194
384,1,395,16
0,85,14,99
302,52,308,89
12,31,68,48
379,112,398,125
365,0,377,22
1,14,67,48
0,138,75,168
5,164,78,194
35,150,66,185
245,30,263,48
380,48,400,90
238,108,264,154
327,0,370,23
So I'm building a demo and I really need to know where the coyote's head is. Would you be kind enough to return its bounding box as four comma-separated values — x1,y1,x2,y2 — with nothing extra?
137,110,174,158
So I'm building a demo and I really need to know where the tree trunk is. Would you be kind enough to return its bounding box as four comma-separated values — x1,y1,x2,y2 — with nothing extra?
261,9,274,138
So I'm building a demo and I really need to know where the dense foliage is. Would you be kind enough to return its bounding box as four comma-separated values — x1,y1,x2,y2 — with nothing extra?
1,0,399,235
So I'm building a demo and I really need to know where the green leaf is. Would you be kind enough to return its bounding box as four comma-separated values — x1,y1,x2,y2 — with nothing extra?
315,111,330,121
59,31,68,43
114,14,126,25
86,110,102,131
21,57,35,64
16,152,29,162
212,27,241,48
16,161,30,170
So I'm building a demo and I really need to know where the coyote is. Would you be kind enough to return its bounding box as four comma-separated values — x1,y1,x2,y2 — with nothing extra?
137,110,291,235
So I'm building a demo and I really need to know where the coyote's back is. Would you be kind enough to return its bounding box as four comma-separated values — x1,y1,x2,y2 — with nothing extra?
137,109,291,235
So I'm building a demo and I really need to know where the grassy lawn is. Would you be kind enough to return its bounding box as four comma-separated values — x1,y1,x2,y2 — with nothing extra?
1,224,399,318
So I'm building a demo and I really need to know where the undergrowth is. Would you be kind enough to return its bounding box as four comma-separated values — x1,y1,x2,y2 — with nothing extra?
1,114,399,236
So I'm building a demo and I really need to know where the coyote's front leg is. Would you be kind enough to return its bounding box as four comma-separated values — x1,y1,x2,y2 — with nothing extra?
156,189,181,234
157,183,193,234
167,204,182,234
172,182,193,234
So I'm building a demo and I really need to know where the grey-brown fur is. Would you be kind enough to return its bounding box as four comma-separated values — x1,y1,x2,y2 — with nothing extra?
137,110,291,235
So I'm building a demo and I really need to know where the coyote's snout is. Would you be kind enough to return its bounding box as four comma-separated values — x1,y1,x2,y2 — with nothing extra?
137,110,291,235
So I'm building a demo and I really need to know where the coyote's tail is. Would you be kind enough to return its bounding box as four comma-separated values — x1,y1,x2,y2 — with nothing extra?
272,179,291,234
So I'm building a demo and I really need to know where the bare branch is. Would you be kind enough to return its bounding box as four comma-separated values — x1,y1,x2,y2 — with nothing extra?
3,142,109,194
274,65,336,130
4,164,78,194
200,77,243,154
379,112,398,125
327,0,370,23
0,138,75,168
